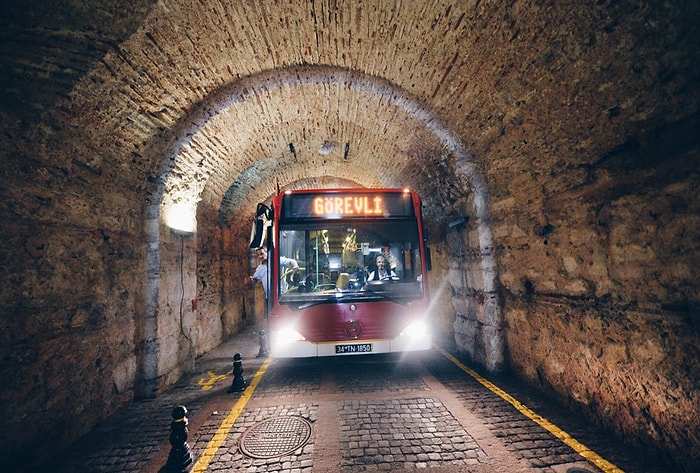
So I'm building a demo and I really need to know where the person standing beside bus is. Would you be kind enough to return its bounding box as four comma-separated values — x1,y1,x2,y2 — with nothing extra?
249,247,298,297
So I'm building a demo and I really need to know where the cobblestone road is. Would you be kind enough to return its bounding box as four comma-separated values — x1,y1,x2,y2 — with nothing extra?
29,324,679,473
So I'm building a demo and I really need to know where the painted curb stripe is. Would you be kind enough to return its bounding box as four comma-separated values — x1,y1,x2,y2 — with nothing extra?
435,345,625,473
192,357,273,472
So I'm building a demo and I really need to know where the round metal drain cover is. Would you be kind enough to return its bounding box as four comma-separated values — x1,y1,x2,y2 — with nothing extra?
240,416,312,459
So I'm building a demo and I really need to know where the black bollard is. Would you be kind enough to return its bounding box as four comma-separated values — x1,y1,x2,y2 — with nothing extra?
257,329,269,358
164,405,193,473
227,353,246,392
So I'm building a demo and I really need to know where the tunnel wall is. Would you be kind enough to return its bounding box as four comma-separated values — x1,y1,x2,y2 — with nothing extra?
191,212,262,353
495,137,700,470
448,223,505,372
149,215,262,394
153,231,198,391
1,146,146,467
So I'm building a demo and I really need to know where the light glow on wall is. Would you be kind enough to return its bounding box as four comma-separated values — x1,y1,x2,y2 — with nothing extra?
165,202,197,236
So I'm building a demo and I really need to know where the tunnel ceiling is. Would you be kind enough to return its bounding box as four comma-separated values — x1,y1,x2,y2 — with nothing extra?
3,0,697,234
161,66,465,230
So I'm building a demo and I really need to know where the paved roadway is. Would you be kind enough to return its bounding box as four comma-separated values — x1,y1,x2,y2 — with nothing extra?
33,324,679,473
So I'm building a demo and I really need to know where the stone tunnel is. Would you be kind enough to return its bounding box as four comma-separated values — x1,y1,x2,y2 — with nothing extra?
1,0,698,471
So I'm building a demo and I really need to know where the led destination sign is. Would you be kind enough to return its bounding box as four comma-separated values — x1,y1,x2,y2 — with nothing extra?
282,192,415,219
314,195,383,216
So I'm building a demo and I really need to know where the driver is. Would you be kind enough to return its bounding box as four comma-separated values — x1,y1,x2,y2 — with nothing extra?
367,254,398,281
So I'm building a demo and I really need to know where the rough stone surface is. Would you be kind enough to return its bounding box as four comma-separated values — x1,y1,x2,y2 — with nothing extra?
1,0,698,471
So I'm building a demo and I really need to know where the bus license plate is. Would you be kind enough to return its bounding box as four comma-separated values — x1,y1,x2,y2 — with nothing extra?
335,343,372,354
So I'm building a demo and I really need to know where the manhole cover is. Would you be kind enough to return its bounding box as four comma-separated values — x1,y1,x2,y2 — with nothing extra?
240,416,312,459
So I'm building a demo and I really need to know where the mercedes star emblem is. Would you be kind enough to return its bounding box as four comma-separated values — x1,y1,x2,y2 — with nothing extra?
344,320,363,339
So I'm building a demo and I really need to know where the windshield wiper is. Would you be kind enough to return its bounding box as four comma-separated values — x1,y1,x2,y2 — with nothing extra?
282,285,418,309
295,300,329,310
361,290,410,306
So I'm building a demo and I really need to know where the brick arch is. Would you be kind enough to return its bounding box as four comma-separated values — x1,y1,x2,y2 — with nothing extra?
151,65,496,234
139,65,503,395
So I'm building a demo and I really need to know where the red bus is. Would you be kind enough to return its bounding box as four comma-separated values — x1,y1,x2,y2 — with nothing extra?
252,188,432,357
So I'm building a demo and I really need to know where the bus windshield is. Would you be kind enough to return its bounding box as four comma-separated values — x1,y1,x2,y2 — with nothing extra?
276,219,424,305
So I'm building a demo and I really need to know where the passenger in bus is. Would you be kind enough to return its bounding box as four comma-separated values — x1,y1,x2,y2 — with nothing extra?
367,254,398,281
249,247,298,297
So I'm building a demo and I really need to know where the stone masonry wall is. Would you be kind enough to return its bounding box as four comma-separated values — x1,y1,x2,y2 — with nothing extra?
495,137,700,469
1,136,147,466
449,224,505,372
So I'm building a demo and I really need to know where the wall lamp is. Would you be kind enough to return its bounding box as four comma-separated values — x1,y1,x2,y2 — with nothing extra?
170,227,195,238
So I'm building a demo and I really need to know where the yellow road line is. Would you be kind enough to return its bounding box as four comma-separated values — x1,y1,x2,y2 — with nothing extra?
435,346,625,473
192,357,273,472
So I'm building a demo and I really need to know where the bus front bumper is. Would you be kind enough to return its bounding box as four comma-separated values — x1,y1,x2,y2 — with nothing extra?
270,328,432,358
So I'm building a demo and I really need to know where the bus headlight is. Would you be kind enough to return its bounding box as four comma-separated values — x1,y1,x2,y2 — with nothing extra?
273,324,306,345
400,320,428,338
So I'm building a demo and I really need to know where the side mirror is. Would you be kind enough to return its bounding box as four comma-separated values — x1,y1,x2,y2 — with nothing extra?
249,203,272,249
